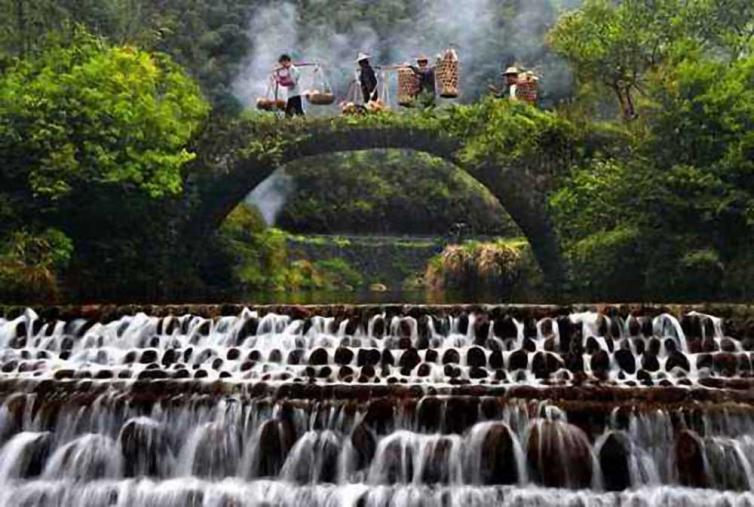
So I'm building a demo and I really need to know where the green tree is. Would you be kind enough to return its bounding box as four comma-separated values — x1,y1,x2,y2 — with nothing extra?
547,0,678,120
0,31,208,202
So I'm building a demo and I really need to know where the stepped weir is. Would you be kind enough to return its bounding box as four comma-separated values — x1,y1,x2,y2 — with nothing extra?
1,304,754,506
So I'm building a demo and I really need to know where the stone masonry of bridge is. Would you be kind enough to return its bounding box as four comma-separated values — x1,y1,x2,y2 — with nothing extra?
184,116,571,287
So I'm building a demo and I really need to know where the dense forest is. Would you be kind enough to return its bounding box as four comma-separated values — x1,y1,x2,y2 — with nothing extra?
1,0,753,302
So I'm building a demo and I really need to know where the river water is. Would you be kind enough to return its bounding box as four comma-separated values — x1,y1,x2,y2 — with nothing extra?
0,306,753,506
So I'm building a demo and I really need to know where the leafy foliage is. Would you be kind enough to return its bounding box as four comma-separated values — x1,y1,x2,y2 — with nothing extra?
278,149,518,235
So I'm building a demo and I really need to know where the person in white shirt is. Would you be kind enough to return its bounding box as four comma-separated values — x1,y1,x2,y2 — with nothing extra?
275,54,304,117
489,66,520,100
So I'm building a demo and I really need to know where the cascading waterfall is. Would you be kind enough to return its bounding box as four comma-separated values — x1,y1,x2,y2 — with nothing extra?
0,305,754,506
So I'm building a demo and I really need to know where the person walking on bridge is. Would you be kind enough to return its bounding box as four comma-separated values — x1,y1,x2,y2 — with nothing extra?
275,54,304,117
357,53,378,104
489,66,520,100
410,54,436,108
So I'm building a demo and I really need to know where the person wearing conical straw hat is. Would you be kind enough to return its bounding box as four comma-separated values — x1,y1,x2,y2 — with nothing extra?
409,53,436,108
489,65,520,100
356,53,378,103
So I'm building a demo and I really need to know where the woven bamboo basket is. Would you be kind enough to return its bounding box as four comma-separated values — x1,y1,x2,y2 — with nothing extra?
307,91,336,105
256,98,287,111
437,48,460,98
516,73,539,104
256,98,274,111
398,67,419,107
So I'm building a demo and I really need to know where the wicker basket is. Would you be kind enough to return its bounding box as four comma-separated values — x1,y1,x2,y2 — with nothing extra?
307,91,336,105
437,48,460,98
256,98,287,111
516,73,539,104
398,67,419,107
256,98,274,111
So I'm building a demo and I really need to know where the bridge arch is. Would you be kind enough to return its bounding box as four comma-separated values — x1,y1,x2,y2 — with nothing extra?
186,122,568,287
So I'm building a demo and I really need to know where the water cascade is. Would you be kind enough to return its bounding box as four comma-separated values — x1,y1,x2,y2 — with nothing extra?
0,304,753,506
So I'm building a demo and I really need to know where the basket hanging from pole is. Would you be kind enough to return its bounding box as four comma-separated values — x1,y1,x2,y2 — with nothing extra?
515,71,539,104
256,74,286,111
436,48,460,98
397,67,419,107
306,65,336,106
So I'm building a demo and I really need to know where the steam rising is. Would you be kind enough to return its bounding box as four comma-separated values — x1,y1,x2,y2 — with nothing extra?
232,0,579,223
245,169,293,225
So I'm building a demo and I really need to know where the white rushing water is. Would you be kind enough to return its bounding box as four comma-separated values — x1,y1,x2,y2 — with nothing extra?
0,306,752,506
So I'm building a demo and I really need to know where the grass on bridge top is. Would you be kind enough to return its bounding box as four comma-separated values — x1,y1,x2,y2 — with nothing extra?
200,97,582,171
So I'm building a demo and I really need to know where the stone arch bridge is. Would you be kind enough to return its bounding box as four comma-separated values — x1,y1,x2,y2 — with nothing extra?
185,118,570,286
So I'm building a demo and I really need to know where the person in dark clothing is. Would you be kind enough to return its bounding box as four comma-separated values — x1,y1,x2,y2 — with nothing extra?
410,54,436,108
357,53,378,103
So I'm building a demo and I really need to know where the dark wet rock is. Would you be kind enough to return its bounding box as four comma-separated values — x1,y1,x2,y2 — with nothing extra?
236,317,258,343
469,367,488,379
664,338,678,354
443,364,461,379
473,315,491,345
256,419,295,477
647,338,662,356
334,347,354,365
632,339,645,356
641,353,660,372
467,347,486,369
309,348,329,366
420,437,454,484
357,349,381,367
666,351,690,372
268,349,283,363
614,350,636,374
493,316,518,340
399,349,421,370
371,317,386,339
54,369,74,380
424,349,438,363
522,338,537,352
696,353,713,370
636,370,653,386
489,351,504,370
532,352,563,380
2,360,18,373
442,349,460,365
713,353,738,376
527,420,592,489
681,314,702,340
599,431,631,492
119,417,167,477
287,349,304,365
381,349,395,366
509,350,528,371
478,423,519,485
720,337,738,352
590,350,610,376
417,397,443,431
676,430,707,488
444,397,478,434
161,349,179,367
565,353,584,374
585,337,602,354
364,399,394,431
703,436,750,491
702,337,719,352
417,363,431,377
211,358,223,370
